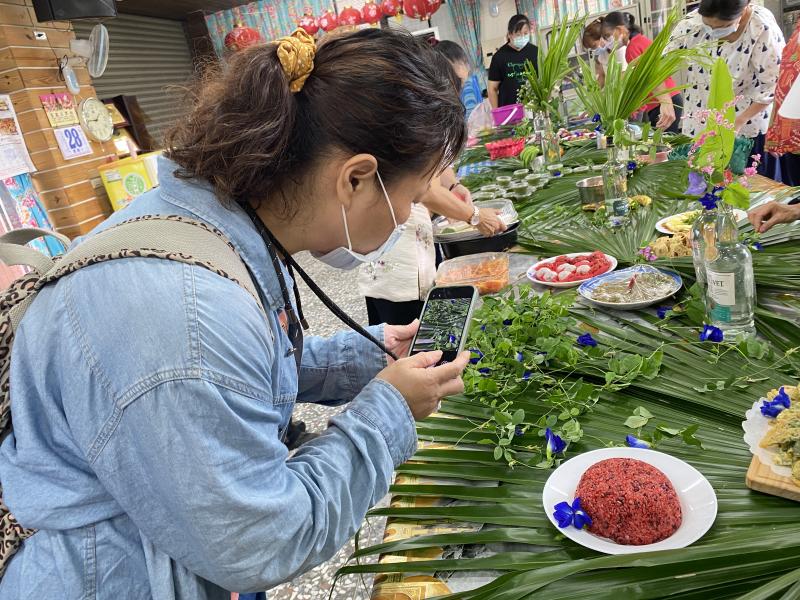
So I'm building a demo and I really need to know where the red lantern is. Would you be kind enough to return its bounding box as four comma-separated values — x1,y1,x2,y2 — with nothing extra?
361,0,382,25
381,0,400,17
224,20,262,52
402,0,440,20
317,10,339,31
297,10,319,35
318,9,338,32
338,5,362,28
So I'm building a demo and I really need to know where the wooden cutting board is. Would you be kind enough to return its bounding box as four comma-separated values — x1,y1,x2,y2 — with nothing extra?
746,456,800,502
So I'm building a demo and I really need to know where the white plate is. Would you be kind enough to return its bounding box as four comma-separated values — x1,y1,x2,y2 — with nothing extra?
742,398,793,478
656,209,747,235
578,266,683,310
527,252,618,288
542,447,717,555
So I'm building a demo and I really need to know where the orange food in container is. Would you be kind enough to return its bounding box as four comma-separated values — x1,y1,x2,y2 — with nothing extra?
436,252,510,296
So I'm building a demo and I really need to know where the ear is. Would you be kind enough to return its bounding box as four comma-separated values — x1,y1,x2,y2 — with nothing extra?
335,154,379,211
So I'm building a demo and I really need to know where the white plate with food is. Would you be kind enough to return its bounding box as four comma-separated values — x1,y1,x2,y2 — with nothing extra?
578,265,683,310
656,209,747,235
542,447,717,555
527,252,617,288
742,385,800,483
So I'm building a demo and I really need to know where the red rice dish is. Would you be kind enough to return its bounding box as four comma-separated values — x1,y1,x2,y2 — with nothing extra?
575,458,682,545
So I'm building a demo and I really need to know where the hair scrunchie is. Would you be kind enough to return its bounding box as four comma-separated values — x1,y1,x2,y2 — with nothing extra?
276,29,316,93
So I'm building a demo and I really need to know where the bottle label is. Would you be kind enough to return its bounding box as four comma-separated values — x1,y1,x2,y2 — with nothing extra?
710,305,731,323
707,270,736,306
611,199,628,216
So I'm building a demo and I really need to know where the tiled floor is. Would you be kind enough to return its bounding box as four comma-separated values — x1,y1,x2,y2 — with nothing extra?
269,254,385,600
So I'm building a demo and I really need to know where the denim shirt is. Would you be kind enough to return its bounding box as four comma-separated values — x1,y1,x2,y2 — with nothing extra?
0,157,417,599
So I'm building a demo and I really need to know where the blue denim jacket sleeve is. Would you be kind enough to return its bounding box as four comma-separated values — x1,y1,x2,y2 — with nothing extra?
297,327,388,405
91,374,415,592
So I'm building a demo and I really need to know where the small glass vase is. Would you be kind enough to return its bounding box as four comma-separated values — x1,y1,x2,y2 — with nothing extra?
602,146,630,227
690,206,719,294
533,111,562,174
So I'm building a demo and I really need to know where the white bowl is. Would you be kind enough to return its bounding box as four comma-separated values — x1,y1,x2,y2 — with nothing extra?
578,266,683,310
527,252,618,288
542,447,718,555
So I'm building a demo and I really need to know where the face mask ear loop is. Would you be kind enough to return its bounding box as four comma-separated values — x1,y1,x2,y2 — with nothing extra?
341,205,354,251
376,171,399,228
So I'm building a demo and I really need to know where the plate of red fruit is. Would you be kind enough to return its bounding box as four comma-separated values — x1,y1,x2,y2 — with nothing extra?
527,251,617,288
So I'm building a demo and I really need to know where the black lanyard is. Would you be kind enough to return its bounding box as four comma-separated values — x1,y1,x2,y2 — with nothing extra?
242,204,397,362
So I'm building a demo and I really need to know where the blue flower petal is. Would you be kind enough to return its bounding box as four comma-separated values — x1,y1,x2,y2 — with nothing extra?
753,242,763,251
448,334,456,344
685,171,707,196
774,387,792,408
553,501,574,528
545,427,566,455
699,324,724,343
516,351,524,362
626,434,651,449
478,367,491,376
760,400,784,418
503,319,513,326
573,510,593,530
591,113,601,123
514,425,524,437
577,333,598,348
480,324,487,331
698,192,718,210
627,161,637,171
656,306,672,320
522,370,532,380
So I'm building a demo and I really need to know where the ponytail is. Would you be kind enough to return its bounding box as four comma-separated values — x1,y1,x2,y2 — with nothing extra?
600,11,641,37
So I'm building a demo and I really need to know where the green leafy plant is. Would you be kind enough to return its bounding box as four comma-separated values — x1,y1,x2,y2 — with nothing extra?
571,4,704,133
518,17,585,120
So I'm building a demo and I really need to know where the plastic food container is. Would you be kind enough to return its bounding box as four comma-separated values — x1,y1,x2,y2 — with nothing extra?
436,252,510,295
479,184,502,194
491,103,524,127
471,191,496,201
513,168,530,177
495,175,512,185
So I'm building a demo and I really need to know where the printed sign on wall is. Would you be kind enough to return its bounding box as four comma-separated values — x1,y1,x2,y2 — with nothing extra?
54,125,93,160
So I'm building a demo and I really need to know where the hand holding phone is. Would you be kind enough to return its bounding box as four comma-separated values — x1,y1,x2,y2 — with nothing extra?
377,350,470,421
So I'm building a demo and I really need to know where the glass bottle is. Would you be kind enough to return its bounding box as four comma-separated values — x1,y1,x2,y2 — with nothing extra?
534,112,562,174
602,146,630,227
703,203,756,339
690,206,719,294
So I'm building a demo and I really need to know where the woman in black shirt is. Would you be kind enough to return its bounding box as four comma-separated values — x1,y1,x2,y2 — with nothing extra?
488,14,539,108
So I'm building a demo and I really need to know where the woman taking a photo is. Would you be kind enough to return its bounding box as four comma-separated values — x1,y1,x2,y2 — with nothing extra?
0,29,469,599
600,12,681,132
667,0,785,178
359,39,506,327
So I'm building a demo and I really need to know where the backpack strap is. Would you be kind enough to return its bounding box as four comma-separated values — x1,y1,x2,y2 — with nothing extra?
36,215,266,315
0,228,70,276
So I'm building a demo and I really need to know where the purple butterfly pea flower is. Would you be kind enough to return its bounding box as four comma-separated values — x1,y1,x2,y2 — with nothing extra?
656,306,672,320
626,434,651,449
469,349,484,364
699,324,724,343
685,171,707,196
577,333,597,348
545,427,566,456
553,498,592,530
698,192,718,210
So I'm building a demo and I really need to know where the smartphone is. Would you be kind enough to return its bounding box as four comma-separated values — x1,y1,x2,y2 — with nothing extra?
409,285,479,365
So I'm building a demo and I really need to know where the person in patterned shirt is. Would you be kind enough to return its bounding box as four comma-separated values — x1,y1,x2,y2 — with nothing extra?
667,0,785,179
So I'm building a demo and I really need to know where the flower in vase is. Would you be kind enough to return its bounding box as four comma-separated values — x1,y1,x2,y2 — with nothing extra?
685,171,707,196
698,192,719,210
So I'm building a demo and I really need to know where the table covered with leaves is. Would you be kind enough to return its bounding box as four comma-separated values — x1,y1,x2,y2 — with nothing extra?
346,155,800,600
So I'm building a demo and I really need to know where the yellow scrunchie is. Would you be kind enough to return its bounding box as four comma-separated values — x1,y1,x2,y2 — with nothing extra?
276,29,316,93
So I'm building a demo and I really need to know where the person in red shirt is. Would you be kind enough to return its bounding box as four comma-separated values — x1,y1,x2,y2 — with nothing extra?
600,12,683,132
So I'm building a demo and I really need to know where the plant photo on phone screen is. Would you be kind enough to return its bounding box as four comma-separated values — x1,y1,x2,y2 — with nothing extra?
413,298,473,352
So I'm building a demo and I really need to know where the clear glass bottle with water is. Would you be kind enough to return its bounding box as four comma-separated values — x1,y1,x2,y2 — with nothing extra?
690,206,718,294
704,204,756,339
602,146,630,227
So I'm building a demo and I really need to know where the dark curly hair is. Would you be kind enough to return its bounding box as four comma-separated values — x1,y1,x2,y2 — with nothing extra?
166,28,466,214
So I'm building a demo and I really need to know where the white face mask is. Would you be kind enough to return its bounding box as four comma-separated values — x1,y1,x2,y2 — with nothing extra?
312,172,406,270
703,22,739,39
511,34,530,49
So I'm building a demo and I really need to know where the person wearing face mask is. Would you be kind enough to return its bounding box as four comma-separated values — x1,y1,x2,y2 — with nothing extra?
582,18,628,89
488,14,540,109
667,0,785,179
359,39,506,327
600,12,682,132
0,29,472,599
